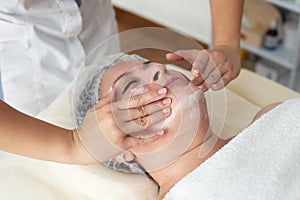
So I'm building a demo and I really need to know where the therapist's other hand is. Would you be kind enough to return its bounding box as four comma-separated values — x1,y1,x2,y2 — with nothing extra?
166,46,240,91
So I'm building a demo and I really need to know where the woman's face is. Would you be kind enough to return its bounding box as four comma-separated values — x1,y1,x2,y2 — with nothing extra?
111,61,190,100
100,61,190,97
100,60,209,152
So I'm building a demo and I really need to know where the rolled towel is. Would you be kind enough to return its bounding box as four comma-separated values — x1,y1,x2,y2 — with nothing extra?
164,98,300,200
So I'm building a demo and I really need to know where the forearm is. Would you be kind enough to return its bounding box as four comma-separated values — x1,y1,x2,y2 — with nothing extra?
209,0,244,48
0,100,88,164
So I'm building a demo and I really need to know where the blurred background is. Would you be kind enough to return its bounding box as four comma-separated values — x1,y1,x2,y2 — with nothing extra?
112,0,300,93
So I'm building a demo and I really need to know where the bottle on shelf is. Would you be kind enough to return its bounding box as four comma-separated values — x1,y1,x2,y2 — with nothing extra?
263,19,279,51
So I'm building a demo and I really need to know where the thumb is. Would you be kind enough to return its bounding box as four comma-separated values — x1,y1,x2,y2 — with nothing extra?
121,151,135,162
166,49,203,64
165,52,184,61
125,129,165,151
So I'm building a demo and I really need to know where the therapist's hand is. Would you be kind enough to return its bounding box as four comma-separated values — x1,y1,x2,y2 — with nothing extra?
99,86,171,147
166,46,241,91
73,86,171,164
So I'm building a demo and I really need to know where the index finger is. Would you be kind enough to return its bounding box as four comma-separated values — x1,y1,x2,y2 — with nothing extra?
117,87,168,109
166,49,207,64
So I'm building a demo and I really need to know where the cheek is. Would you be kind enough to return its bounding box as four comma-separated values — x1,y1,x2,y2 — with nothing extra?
99,79,117,98
164,92,182,132
199,96,208,121
166,89,207,135
114,91,132,102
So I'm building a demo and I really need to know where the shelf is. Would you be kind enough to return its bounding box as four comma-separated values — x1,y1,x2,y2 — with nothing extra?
264,0,300,13
241,42,295,70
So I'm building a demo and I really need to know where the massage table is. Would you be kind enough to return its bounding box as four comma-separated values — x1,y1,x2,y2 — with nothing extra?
0,67,299,199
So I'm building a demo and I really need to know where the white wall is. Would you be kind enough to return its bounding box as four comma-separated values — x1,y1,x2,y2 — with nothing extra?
112,0,212,44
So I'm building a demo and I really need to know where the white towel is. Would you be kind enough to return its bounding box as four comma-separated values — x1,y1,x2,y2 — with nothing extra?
164,98,300,200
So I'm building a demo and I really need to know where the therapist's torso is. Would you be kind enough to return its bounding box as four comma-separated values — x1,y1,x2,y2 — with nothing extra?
0,0,120,116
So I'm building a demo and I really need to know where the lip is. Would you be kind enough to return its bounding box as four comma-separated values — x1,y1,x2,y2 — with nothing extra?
164,77,182,89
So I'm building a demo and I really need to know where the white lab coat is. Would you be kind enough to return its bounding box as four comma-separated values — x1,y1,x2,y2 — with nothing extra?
0,0,120,116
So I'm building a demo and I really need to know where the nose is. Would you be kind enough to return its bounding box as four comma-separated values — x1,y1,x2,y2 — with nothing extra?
148,63,166,84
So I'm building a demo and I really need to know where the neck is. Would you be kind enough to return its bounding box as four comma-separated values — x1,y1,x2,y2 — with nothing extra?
151,132,231,200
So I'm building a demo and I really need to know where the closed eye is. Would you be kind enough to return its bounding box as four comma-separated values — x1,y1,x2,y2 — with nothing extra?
122,80,138,94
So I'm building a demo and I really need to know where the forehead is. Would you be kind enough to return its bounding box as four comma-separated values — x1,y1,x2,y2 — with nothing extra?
105,60,143,82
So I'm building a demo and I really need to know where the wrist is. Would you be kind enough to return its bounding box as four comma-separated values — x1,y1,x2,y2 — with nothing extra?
70,129,98,165
213,43,240,52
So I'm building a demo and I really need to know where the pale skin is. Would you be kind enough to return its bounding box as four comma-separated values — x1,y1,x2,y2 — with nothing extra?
0,100,79,163
0,0,244,165
97,60,282,199
99,61,218,197
166,0,244,91
0,58,282,199
0,84,170,164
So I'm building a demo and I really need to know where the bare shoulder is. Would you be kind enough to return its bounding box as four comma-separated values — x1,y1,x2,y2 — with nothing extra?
250,102,282,124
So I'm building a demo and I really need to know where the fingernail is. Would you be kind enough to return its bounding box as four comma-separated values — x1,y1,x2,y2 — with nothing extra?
123,151,135,162
162,107,170,114
157,129,164,136
199,85,204,91
131,86,148,95
211,84,221,91
103,86,113,96
193,68,199,74
158,87,167,95
107,86,112,93
200,85,208,92
162,97,171,105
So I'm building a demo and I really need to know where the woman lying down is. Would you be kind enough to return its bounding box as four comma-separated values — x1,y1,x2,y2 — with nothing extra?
73,53,300,199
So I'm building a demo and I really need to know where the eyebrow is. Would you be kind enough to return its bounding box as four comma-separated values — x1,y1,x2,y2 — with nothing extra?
122,80,138,94
143,61,153,66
